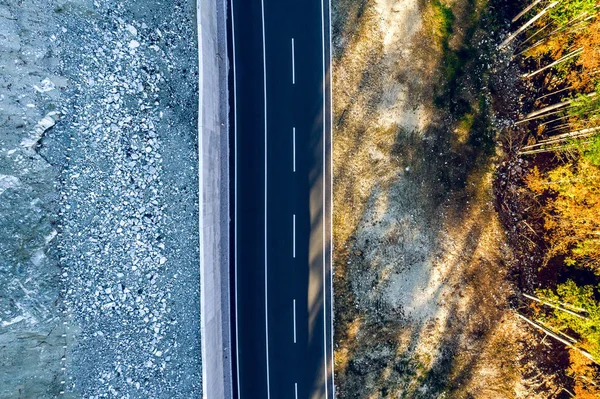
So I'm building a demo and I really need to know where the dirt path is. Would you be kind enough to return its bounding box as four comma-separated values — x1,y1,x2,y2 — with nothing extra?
332,0,540,397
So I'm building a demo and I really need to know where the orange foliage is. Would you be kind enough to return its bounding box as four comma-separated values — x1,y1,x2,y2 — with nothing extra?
577,19,600,72
568,350,600,398
526,160,600,273
570,19,600,91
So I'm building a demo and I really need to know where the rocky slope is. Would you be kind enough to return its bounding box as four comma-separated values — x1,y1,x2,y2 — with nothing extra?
0,0,201,397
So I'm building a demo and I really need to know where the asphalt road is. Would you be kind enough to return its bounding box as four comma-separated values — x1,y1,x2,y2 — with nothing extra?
229,0,333,397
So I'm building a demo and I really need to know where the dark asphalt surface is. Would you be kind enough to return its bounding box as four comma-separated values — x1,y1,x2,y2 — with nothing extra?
230,0,333,397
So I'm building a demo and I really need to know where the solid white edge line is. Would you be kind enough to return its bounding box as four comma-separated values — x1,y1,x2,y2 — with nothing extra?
320,0,328,397
230,1,241,398
293,127,296,172
293,299,297,343
261,0,271,397
292,38,295,84
328,0,335,393
293,214,296,258
295,382,298,399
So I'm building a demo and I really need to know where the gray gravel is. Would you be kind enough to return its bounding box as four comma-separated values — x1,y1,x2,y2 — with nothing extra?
1,0,201,397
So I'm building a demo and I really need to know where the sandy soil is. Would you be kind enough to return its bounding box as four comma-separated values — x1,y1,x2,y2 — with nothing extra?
331,0,544,397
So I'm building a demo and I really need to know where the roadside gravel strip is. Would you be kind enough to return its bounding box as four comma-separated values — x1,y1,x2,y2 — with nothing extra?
36,0,200,397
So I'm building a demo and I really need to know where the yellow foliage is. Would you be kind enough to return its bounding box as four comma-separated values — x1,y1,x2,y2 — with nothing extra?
526,158,600,272
525,34,570,60
525,166,545,193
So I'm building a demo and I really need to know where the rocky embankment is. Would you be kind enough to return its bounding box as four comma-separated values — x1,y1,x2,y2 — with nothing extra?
1,1,201,397
1,1,66,396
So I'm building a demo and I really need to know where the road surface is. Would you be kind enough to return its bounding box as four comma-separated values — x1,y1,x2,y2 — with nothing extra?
229,0,334,397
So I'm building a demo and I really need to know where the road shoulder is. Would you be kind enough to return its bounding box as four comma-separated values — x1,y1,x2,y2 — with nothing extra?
198,0,232,397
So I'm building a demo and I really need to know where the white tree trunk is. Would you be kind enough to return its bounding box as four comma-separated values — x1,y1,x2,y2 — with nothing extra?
517,12,595,56
518,313,598,364
539,125,600,143
525,99,572,119
519,142,590,155
522,92,597,120
500,1,559,48
536,86,573,102
512,0,543,23
522,47,584,78
537,319,578,343
520,126,600,151
522,292,589,319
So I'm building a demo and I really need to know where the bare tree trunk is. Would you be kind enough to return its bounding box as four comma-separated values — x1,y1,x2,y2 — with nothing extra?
520,126,600,150
521,92,597,121
525,99,572,119
539,125,600,143
523,47,584,78
517,20,553,50
515,108,566,125
500,1,559,48
519,145,570,155
516,13,595,56
512,0,543,23
540,114,575,129
536,86,573,102
580,375,599,388
543,122,571,133
519,141,592,155
517,313,598,364
528,292,587,313
537,319,578,343
544,113,600,131
522,292,589,319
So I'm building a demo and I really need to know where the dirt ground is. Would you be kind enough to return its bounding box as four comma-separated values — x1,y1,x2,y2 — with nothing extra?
331,0,551,397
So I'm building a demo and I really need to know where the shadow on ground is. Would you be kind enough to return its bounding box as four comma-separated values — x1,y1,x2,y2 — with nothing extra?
331,0,522,397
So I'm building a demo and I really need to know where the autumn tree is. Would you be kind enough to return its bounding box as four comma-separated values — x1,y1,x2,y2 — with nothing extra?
568,349,600,398
502,0,600,395
526,156,600,273
536,280,600,360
